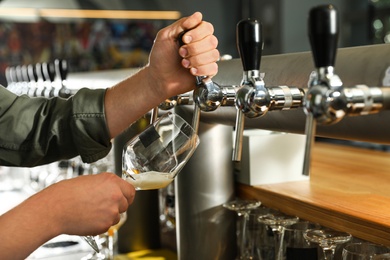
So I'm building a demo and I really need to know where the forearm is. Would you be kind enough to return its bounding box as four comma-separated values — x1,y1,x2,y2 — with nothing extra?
0,173,135,259
104,12,220,139
0,192,60,260
104,66,166,138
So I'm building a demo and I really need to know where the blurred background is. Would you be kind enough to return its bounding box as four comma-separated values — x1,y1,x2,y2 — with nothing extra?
0,0,386,85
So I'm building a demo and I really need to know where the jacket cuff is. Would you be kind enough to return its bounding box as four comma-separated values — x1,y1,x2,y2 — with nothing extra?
71,88,112,163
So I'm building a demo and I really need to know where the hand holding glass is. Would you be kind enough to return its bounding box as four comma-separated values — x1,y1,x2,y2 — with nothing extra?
122,112,199,190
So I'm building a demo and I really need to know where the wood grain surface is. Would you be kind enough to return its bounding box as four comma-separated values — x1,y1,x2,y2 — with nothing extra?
237,141,390,246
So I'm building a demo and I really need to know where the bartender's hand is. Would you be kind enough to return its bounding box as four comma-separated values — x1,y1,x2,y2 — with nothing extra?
46,172,135,235
148,11,220,98
105,12,219,138
0,173,135,260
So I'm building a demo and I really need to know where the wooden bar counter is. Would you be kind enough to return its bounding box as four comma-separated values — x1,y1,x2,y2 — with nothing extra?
237,141,390,246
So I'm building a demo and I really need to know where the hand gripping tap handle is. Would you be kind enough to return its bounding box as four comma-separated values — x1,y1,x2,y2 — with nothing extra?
233,18,263,162
177,30,208,134
303,5,339,176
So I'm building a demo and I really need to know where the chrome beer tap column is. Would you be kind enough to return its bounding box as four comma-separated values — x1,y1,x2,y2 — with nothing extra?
302,5,390,176
233,18,304,162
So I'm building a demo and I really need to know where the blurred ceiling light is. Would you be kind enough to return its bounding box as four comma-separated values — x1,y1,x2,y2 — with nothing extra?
39,9,181,20
0,8,181,22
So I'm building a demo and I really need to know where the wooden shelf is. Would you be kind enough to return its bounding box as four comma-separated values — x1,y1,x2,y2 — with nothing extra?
237,141,390,246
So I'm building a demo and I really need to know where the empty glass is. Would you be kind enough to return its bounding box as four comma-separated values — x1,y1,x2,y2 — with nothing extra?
284,220,322,260
223,199,262,259
245,206,278,260
258,211,299,260
342,242,390,260
122,112,199,190
304,228,352,260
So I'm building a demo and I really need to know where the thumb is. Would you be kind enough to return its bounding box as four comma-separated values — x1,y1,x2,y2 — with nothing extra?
174,12,203,41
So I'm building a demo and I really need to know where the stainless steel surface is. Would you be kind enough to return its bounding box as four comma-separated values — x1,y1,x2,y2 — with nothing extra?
175,108,236,260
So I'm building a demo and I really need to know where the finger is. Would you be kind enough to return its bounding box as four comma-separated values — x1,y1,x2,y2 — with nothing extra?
181,35,219,59
182,48,219,70
118,196,129,213
177,12,203,36
190,62,219,78
181,21,215,45
118,179,136,205
111,213,121,227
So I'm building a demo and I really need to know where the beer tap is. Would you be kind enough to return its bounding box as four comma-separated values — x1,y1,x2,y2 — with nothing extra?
5,67,13,88
53,59,71,98
5,66,17,93
42,62,56,98
15,65,27,95
303,5,350,176
20,65,31,95
233,18,304,162
27,64,38,97
34,63,45,97
175,31,236,134
302,5,388,176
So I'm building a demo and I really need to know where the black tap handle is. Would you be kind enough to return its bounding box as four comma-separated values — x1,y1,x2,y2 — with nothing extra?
236,18,263,72
15,65,23,82
308,5,339,68
42,62,56,82
177,30,206,82
5,67,12,85
54,59,68,81
35,63,44,81
9,67,17,83
27,64,38,82
21,65,30,82
177,31,187,47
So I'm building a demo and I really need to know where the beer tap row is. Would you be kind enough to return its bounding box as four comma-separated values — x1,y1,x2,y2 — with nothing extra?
158,4,390,175
5,59,74,98
3,5,390,178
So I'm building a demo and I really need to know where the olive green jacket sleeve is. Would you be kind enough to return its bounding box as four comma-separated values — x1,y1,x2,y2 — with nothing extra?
0,86,112,167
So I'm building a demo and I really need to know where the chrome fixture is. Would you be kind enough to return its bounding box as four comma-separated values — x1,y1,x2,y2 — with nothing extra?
302,5,389,176
233,18,304,162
